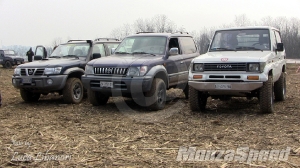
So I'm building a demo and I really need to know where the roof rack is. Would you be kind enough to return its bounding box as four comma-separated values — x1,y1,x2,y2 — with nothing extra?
67,40,93,46
136,32,155,34
172,32,189,34
94,38,119,41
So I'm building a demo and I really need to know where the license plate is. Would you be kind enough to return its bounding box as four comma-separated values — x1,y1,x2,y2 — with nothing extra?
22,78,32,84
100,81,113,88
215,84,231,89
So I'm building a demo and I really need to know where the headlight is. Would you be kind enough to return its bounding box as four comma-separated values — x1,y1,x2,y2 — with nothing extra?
127,66,148,77
248,63,260,72
44,67,62,75
0,59,3,61
85,65,94,74
193,63,204,72
14,68,21,75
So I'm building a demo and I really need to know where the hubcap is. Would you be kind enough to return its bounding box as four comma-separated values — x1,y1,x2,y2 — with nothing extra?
157,86,165,105
73,83,82,100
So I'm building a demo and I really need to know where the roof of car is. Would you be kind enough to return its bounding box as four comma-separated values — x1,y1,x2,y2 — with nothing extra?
126,32,193,38
216,26,279,31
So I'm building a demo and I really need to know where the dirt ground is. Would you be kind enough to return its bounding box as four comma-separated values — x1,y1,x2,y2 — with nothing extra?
0,64,300,168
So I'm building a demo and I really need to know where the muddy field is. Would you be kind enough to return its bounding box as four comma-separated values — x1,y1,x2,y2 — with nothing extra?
0,64,300,167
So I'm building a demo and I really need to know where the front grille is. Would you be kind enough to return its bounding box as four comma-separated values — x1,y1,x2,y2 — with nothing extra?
20,68,45,76
204,63,246,71
94,67,128,75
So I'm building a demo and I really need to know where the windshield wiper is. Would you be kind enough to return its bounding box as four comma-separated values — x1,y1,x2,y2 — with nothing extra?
49,56,61,58
115,52,130,54
236,47,262,51
132,52,156,56
211,48,236,51
62,55,79,59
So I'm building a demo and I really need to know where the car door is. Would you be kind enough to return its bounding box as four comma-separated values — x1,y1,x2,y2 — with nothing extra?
165,38,184,86
178,37,199,83
34,45,47,61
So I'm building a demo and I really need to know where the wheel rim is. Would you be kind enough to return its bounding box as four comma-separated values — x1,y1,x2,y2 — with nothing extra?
73,83,82,100
157,86,165,105
5,62,10,67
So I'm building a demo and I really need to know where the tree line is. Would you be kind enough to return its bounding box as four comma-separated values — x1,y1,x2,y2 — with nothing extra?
3,14,300,58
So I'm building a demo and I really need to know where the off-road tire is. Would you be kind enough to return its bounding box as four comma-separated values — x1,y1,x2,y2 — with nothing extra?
4,61,12,68
183,84,189,99
189,86,207,111
63,78,84,104
20,89,40,102
274,72,286,101
145,78,166,111
88,88,109,106
259,75,274,113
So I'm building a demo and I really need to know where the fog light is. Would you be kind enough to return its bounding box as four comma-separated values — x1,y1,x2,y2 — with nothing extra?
47,79,53,85
193,75,203,79
247,76,259,80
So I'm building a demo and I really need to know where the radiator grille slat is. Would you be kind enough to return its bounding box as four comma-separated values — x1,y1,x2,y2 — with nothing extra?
204,63,246,71
94,67,128,75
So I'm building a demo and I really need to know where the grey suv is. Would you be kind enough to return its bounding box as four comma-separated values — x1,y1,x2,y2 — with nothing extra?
12,38,120,104
82,32,200,110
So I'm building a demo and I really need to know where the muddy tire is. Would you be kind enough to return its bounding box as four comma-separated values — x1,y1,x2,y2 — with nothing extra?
4,61,12,68
20,89,40,102
88,88,109,106
274,72,286,101
259,75,274,113
145,78,166,111
189,86,207,111
63,78,84,104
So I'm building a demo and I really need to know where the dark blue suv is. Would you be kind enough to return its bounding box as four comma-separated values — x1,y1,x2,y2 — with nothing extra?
82,32,200,110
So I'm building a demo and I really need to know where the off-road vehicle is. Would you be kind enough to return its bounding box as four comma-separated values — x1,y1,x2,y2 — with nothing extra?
12,38,120,104
188,26,286,113
82,32,200,110
0,50,25,68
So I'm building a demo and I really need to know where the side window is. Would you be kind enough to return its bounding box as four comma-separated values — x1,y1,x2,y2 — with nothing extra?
106,43,120,55
274,31,282,43
0,51,4,57
169,38,181,55
35,47,44,56
93,44,106,56
179,37,197,54
270,31,277,50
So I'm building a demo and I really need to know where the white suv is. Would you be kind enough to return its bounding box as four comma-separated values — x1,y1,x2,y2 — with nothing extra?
188,26,286,113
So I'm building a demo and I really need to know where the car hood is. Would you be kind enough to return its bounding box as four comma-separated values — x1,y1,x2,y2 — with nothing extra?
7,55,24,59
193,51,273,63
89,54,161,67
16,58,83,68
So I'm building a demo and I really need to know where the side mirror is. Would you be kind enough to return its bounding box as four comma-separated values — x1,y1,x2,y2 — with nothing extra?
276,43,284,52
169,48,178,56
92,53,101,59
43,48,48,58
111,48,116,54
34,55,43,60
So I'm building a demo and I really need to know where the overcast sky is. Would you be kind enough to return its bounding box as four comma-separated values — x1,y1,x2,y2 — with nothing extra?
0,0,299,47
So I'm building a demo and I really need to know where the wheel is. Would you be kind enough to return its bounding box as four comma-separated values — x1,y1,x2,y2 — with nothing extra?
259,75,274,113
20,89,40,102
183,84,189,99
88,88,109,106
145,78,166,110
63,78,84,104
274,72,286,101
189,86,207,111
4,61,12,68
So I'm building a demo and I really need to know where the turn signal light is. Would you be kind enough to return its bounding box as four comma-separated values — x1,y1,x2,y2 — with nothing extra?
247,76,259,80
193,75,203,79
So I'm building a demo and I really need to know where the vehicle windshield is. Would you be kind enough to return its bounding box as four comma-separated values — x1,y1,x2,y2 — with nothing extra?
4,50,16,55
210,29,270,51
114,36,167,55
50,43,90,57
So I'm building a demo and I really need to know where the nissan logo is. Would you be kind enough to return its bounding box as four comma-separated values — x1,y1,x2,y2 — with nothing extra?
221,58,228,62
28,69,34,75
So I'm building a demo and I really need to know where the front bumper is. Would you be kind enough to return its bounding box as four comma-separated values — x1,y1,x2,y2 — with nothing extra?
12,75,68,91
81,75,153,96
